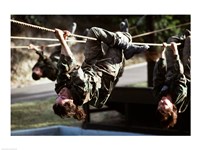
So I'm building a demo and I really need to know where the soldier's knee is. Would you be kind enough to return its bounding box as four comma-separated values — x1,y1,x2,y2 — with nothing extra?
116,32,132,43
89,27,100,36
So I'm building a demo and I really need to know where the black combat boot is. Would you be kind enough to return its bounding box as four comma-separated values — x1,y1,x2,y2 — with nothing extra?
123,43,149,60
71,22,77,34
120,18,129,32
117,19,149,59
124,43,149,60
116,35,149,60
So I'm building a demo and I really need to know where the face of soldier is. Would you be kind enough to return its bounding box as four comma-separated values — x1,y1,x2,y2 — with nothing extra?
32,67,43,77
56,87,73,104
157,96,173,116
55,87,76,118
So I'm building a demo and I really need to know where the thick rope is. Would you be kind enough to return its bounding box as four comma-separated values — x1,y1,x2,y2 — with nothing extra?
132,22,190,39
11,19,97,41
11,19,55,32
11,43,62,49
11,42,180,49
11,36,86,43
132,42,181,46
12,36,182,47
11,46,30,49
45,43,61,48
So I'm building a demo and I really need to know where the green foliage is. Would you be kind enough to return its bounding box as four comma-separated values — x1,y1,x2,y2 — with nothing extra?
153,15,190,42
128,81,147,87
11,15,190,40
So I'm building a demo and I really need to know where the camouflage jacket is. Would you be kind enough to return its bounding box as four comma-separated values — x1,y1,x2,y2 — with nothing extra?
165,33,191,83
153,54,188,113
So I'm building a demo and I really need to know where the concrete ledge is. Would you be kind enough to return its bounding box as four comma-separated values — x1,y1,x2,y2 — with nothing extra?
11,125,146,136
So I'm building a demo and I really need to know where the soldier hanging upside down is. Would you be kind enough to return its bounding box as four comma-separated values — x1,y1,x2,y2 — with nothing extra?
153,35,190,131
52,20,150,120
30,22,78,82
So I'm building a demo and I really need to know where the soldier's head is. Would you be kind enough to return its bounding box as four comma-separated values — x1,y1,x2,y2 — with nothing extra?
52,87,86,120
157,95,178,128
32,57,58,81
32,64,43,80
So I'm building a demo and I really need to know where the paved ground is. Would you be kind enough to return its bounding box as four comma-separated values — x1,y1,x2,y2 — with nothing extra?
11,62,147,103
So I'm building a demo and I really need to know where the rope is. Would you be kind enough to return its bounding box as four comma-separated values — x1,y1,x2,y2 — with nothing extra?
132,22,190,39
11,46,30,49
12,35,180,47
11,19,97,41
11,43,62,49
132,42,181,47
11,41,181,49
11,36,86,43
45,43,61,48
11,19,55,32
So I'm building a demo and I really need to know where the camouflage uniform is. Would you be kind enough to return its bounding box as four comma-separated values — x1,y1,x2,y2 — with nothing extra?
55,27,137,108
165,30,191,83
153,31,190,113
32,49,59,81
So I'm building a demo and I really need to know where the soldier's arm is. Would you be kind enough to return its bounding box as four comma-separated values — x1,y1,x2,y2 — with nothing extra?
153,43,167,98
28,44,45,60
54,28,81,94
54,28,78,72
169,42,187,107
54,29,74,58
